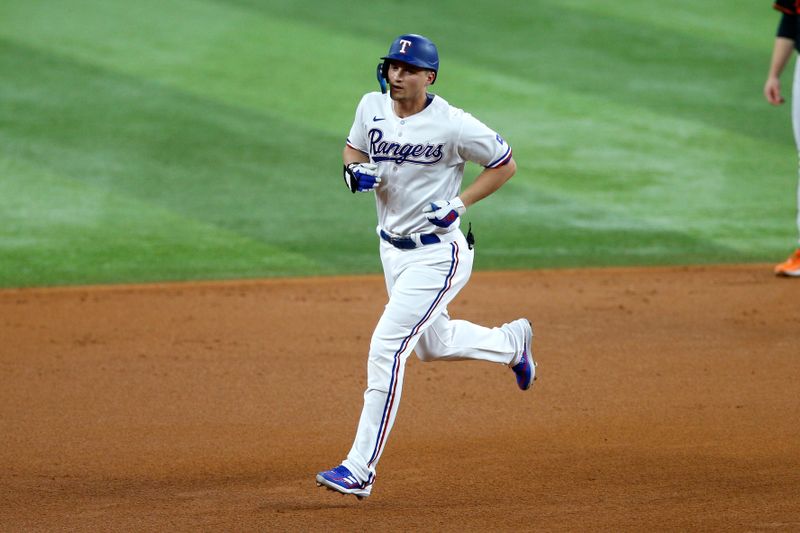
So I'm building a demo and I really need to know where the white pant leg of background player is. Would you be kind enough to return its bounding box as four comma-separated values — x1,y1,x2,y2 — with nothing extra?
792,55,800,245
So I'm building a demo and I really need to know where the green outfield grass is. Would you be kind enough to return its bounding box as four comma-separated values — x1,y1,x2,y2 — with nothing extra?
0,0,795,287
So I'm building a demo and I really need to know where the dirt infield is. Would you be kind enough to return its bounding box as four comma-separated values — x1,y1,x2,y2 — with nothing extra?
1,265,799,531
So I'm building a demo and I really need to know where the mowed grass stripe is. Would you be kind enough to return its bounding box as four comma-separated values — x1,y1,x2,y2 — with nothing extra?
0,0,373,133
0,157,315,287
550,0,768,51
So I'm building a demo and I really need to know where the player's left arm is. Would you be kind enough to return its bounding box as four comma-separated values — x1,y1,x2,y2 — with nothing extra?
423,157,516,228
459,157,517,208
424,114,516,229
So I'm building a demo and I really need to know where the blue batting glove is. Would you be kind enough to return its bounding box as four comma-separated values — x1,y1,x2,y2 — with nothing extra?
343,163,381,193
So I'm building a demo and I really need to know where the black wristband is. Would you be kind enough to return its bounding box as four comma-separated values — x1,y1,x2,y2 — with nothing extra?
343,164,358,193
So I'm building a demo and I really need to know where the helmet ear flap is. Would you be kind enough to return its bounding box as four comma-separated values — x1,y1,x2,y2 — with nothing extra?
376,62,388,94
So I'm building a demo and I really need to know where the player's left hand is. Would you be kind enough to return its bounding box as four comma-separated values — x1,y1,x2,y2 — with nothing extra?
423,197,466,229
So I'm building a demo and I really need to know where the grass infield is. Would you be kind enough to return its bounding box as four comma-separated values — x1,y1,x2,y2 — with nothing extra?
0,0,794,287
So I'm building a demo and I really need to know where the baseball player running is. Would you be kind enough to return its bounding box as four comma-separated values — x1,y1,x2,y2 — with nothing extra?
766,0,800,276
315,34,537,499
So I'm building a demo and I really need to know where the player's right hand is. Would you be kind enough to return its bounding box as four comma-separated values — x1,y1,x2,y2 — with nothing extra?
343,163,381,193
764,76,785,105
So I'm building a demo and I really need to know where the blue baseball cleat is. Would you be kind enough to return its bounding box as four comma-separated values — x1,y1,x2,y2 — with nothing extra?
315,465,372,500
511,319,537,391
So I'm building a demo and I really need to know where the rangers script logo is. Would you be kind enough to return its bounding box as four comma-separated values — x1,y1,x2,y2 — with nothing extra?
368,128,444,165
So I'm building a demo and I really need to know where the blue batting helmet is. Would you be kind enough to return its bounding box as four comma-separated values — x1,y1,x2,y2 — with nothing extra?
380,34,439,84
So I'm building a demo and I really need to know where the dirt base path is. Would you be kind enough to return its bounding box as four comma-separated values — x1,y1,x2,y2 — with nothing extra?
1,265,799,531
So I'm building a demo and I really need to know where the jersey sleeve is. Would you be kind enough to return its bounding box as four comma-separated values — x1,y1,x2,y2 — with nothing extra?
456,112,513,169
774,0,797,15
345,94,370,155
778,13,798,39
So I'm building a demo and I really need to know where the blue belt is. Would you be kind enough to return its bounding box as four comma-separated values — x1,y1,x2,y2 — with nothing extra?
380,229,441,249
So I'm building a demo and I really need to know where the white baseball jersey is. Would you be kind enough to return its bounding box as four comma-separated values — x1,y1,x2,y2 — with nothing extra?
346,91,512,236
